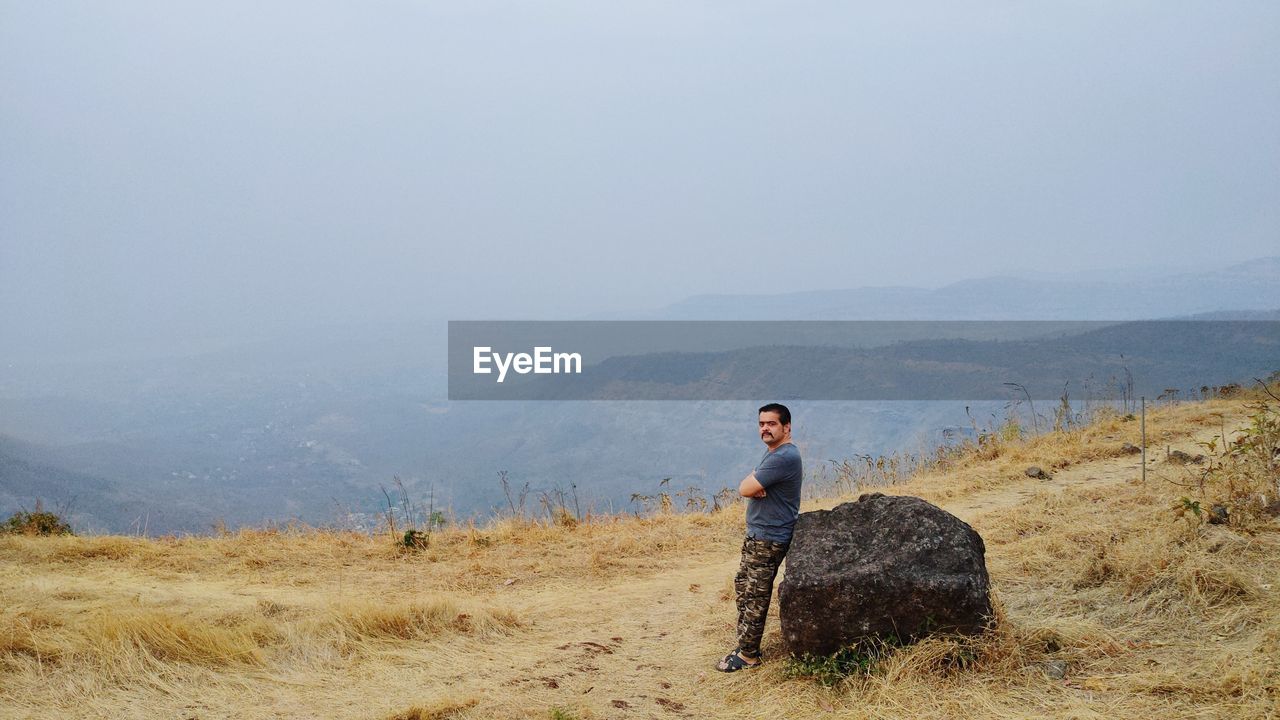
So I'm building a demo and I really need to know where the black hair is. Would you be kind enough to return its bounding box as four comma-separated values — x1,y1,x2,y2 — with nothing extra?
758,403,791,426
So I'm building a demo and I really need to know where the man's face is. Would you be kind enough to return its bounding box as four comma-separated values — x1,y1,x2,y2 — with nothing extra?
759,411,788,445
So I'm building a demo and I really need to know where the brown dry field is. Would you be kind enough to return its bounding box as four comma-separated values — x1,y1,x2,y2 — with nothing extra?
2,396,1277,720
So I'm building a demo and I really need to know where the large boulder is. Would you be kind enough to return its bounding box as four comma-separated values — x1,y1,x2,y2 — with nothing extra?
779,493,993,656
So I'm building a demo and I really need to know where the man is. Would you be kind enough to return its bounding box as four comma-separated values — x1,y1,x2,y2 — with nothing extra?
716,403,803,672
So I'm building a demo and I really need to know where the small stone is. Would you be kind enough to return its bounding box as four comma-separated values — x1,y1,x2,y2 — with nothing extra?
1166,450,1206,465
1044,659,1068,680
1025,466,1050,479
1208,504,1229,525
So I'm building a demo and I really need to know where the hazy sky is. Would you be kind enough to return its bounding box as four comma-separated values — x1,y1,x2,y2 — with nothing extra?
3,1,1278,354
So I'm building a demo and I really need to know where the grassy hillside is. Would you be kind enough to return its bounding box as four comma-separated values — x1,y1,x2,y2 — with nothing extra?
2,392,1277,719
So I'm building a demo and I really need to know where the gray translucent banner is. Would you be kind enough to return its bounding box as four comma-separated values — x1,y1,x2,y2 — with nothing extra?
447,320,1279,401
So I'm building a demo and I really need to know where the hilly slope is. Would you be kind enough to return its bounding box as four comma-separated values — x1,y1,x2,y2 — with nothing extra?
1,393,1277,719
0,436,126,531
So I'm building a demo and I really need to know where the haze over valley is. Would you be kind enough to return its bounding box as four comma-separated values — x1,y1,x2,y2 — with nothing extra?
2,260,1277,533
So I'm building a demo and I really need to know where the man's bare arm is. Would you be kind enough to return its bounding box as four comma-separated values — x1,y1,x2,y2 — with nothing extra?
739,473,766,498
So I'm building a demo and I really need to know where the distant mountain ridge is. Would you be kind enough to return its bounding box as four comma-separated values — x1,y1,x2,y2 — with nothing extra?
647,257,1280,320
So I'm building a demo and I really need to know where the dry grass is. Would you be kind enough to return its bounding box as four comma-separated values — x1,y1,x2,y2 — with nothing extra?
386,697,479,720
327,598,521,643
2,391,1277,719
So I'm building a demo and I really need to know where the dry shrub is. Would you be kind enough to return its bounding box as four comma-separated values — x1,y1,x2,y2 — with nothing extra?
2,508,73,536
1171,388,1280,532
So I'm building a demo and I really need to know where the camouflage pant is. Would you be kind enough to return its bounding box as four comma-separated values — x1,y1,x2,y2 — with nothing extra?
734,536,790,657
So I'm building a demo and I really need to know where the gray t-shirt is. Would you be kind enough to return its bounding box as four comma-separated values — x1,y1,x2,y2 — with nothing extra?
746,442,803,543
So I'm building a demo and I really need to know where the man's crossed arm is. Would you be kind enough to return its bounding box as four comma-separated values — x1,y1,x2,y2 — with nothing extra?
739,473,766,498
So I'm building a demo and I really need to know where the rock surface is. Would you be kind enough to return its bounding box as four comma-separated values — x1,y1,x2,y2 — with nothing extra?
779,493,993,656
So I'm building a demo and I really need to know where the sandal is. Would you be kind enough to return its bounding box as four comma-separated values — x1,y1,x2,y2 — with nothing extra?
715,649,760,673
